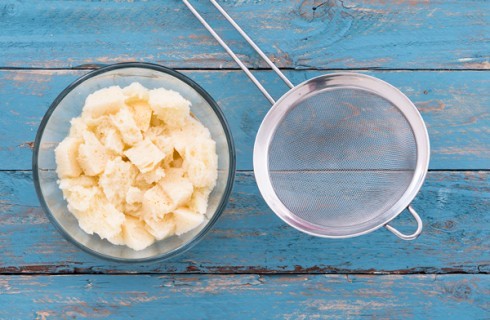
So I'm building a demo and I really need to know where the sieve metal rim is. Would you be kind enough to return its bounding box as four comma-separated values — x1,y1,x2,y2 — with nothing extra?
253,73,430,238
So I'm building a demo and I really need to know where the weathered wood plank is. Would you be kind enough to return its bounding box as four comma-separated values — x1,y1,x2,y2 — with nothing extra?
0,171,488,274
1,70,488,170
0,0,488,69
0,274,488,319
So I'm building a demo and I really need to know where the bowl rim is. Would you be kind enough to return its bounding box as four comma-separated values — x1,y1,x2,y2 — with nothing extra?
32,62,236,263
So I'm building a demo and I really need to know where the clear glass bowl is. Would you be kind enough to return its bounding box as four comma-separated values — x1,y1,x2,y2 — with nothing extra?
33,62,236,262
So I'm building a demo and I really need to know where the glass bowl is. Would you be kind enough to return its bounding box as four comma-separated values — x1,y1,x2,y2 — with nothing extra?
33,62,236,262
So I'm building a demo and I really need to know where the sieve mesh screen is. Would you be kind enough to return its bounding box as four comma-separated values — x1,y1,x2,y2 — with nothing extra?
268,88,417,228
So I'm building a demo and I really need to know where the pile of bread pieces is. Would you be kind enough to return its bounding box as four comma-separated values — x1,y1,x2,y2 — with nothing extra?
55,82,218,251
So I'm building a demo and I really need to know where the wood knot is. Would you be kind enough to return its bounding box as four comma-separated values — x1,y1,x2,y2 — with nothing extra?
299,0,343,22
444,220,455,229
2,2,17,17
431,220,455,231
296,0,353,48
450,284,472,300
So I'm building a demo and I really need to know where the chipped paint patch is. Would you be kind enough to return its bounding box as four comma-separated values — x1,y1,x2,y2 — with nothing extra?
18,141,34,149
35,311,53,320
416,100,446,112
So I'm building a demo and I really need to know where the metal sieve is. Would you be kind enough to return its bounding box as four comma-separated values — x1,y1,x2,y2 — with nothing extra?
184,0,429,240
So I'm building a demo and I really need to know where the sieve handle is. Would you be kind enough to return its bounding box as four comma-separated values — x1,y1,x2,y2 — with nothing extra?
183,0,292,105
385,206,423,241
208,0,294,90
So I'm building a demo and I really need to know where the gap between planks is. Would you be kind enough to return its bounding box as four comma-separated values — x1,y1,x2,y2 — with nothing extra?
0,271,487,276
0,67,489,72
1,169,489,173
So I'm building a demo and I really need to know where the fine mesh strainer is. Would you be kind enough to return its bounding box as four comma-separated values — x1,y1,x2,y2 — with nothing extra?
185,0,430,240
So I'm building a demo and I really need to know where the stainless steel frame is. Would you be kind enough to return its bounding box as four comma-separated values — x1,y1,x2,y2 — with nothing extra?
184,0,429,240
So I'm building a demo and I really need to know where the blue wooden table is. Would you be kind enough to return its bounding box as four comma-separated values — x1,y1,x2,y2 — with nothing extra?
1,1,489,318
